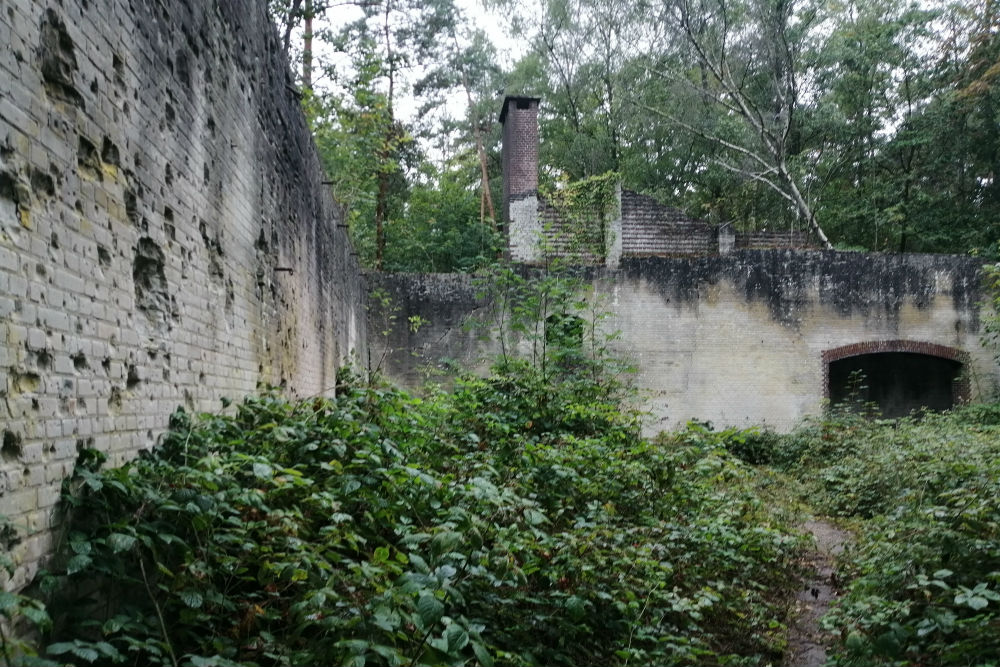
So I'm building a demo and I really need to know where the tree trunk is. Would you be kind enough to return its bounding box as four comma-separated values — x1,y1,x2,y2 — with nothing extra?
302,0,313,89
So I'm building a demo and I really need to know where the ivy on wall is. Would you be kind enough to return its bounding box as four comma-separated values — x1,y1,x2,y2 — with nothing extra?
539,171,619,261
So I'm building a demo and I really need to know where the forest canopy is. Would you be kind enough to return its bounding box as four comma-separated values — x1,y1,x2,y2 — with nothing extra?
269,0,1000,268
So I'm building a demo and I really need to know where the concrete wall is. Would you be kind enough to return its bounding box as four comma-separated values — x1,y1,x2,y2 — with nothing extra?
371,251,998,434
1,0,366,589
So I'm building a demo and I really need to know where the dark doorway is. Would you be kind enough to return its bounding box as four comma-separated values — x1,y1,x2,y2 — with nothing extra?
828,352,963,417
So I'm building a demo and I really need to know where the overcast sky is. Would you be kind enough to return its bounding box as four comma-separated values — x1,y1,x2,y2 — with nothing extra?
312,0,520,132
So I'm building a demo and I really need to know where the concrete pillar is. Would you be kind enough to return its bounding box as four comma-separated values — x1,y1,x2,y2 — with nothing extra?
718,223,736,255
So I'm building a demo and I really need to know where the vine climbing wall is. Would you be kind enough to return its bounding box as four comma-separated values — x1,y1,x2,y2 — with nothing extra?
0,0,366,589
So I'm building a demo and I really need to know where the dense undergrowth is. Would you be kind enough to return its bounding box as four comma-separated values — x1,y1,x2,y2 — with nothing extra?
730,403,1000,667
7,348,999,667
10,365,803,667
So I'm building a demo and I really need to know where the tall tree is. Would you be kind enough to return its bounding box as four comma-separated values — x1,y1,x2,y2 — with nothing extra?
646,0,834,248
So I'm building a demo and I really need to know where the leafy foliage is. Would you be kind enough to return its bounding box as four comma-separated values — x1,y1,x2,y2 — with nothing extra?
26,369,802,666
0,517,52,665
768,404,1000,666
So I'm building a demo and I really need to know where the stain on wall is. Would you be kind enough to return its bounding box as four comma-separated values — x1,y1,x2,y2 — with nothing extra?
371,251,997,434
0,0,366,590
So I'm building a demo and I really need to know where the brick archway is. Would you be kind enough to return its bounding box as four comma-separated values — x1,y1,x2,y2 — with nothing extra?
822,340,970,408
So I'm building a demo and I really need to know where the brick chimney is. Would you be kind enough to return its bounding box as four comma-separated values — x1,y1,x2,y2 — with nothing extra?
500,95,541,261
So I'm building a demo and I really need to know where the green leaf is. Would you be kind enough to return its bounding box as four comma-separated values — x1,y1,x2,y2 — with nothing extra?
94,641,123,660
180,590,204,609
20,601,50,628
445,622,469,652
408,553,430,574
71,645,100,662
252,462,273,479
430,531,461,556
566,595,586,620
523,508,547,526
0,591,16,614
417,592,444,627
964,595,989,610
472,641,494,667
66,553,93,575
70,539,92,555
107,532,136,554
47,642,78,655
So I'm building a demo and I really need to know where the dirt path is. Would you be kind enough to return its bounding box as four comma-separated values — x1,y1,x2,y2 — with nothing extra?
783,520,852,667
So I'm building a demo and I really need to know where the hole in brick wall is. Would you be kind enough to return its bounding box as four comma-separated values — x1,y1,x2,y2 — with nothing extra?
175,49,191,88
165,103,175,126
38,8,83,107
0,171,16,201
97,244,111,267
126,364,140,389
72,351,88,370
30,168,55,197
199,219,225,279
124,187,139,225
51,232,59,249
90,78,98,94
34,350,52,370
101,137,120,166
31,398,39,411
206,116,216,136
203,163,210,186
133,237,172,329
35,263,47,278
112,53,124,86
102,358,110,373
165,223,175,241
109,386,122,413
164,205,173,222
2,431,22,462
77,136,100,179
165,164,173,186
14,370,42,392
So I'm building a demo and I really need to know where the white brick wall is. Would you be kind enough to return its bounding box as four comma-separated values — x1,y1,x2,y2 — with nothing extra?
0,0,367,591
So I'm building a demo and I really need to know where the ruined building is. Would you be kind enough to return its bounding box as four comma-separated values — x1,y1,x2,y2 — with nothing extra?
0,3,997,599
500,96,814,267
369,96,998,433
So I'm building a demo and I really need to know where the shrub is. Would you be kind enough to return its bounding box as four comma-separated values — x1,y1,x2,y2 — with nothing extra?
28,373,802,667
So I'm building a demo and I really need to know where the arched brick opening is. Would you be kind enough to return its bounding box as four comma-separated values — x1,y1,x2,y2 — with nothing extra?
822,340,970,417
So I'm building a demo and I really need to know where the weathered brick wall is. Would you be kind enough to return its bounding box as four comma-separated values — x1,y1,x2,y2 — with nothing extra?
500,97,539,225
373,251,998,434
535,198,606,264
736,229,816,250
0,0,366,589
620,190,715,256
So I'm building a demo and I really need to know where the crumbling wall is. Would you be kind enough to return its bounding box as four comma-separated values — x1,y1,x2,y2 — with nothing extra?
620,190,715,256
373,251,997,433
0,0,366,589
